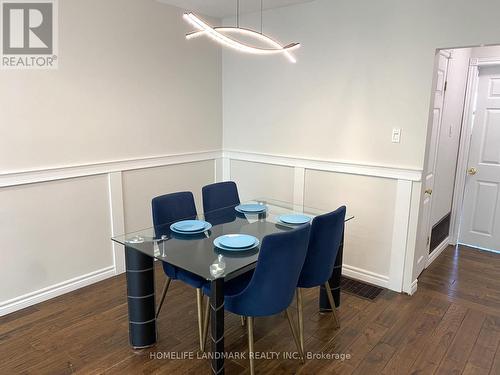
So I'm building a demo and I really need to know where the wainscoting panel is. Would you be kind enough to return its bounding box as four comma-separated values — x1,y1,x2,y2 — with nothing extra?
122,160,216,233
304,170,397,284
230,160,295,202
0,175,113,310
222,150,422,291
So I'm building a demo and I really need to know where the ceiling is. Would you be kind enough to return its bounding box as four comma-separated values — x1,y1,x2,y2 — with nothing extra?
157,0,316,18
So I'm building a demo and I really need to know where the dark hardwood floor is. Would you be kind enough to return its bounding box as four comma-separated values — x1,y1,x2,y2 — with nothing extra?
1,245,500,374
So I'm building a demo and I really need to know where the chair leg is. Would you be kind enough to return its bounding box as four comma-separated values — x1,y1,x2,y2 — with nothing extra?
155,276,171,319
323,282,340,329
296,288,305,355
285,308,305,364
247,317,255,375
240,316,246,327
202,296,210,351
196,289,204,351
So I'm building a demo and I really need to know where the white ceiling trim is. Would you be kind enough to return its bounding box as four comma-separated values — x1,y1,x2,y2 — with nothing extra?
157,0,317,18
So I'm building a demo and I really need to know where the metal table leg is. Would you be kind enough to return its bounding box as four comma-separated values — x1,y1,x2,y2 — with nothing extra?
319,226,344,311
125,246,157,348
210,278,225,374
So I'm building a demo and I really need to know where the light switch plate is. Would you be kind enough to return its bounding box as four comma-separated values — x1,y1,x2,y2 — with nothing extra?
392,128,401,143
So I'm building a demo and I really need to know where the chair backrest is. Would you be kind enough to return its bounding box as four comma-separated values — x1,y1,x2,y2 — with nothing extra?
202,181,240,213
226,224,311,317
297,206,346,288
151,192,197,236
204,206,237,226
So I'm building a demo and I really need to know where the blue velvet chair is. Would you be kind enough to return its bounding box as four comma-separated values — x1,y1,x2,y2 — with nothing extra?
202,181,240,213
202,224,311,374
296,206,346,353
152,191,208,351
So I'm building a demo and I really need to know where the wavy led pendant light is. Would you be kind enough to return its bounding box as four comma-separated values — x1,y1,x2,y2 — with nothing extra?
183,0,300,63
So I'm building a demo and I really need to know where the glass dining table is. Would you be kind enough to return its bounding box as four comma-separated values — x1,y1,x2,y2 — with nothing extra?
112,198,353,375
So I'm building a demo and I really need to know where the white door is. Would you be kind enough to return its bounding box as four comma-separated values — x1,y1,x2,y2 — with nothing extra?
415,51,450,277
459,66,500,252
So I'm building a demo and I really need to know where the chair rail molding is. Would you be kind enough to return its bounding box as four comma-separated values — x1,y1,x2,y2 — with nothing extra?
223,150,423,181
0,150,222,188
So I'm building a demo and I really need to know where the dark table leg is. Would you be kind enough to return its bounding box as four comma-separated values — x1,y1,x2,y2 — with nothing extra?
125,246,157,348
210,278,225,375
319,225,344,311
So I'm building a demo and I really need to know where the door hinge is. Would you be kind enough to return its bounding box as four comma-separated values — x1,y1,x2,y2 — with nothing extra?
427,236,430,246
444,81,448,92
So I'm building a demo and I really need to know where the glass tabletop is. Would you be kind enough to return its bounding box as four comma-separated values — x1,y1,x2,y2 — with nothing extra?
112,198,353,282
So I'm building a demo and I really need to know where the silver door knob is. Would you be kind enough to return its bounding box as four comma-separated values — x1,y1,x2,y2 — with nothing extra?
425,188,433,195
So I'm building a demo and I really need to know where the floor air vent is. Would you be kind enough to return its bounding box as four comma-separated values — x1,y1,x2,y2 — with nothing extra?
341,276,383,300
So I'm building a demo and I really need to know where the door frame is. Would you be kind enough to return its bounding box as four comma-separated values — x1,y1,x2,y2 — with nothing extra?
449,57,500,246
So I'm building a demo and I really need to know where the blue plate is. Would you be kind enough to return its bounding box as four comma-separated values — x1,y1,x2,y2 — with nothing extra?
170,221,212,235
215,240,259,252
171,220,206,232
235,204,267,213
214,236,259,251
277,214,311,225
215,234,257,249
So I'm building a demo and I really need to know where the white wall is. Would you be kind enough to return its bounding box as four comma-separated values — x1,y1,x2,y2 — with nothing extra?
123,161,215,232
223,0,500,170
0,0,222,172
230,160,295,202
0,0,222,316
431,48,471,226
222,0,500,292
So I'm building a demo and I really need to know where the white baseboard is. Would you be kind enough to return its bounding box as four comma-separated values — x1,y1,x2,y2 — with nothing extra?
0,266,115,317
342,264,389,289
403,279,418,295
410,279,418,295
459,243,500,254
426,237,450,268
